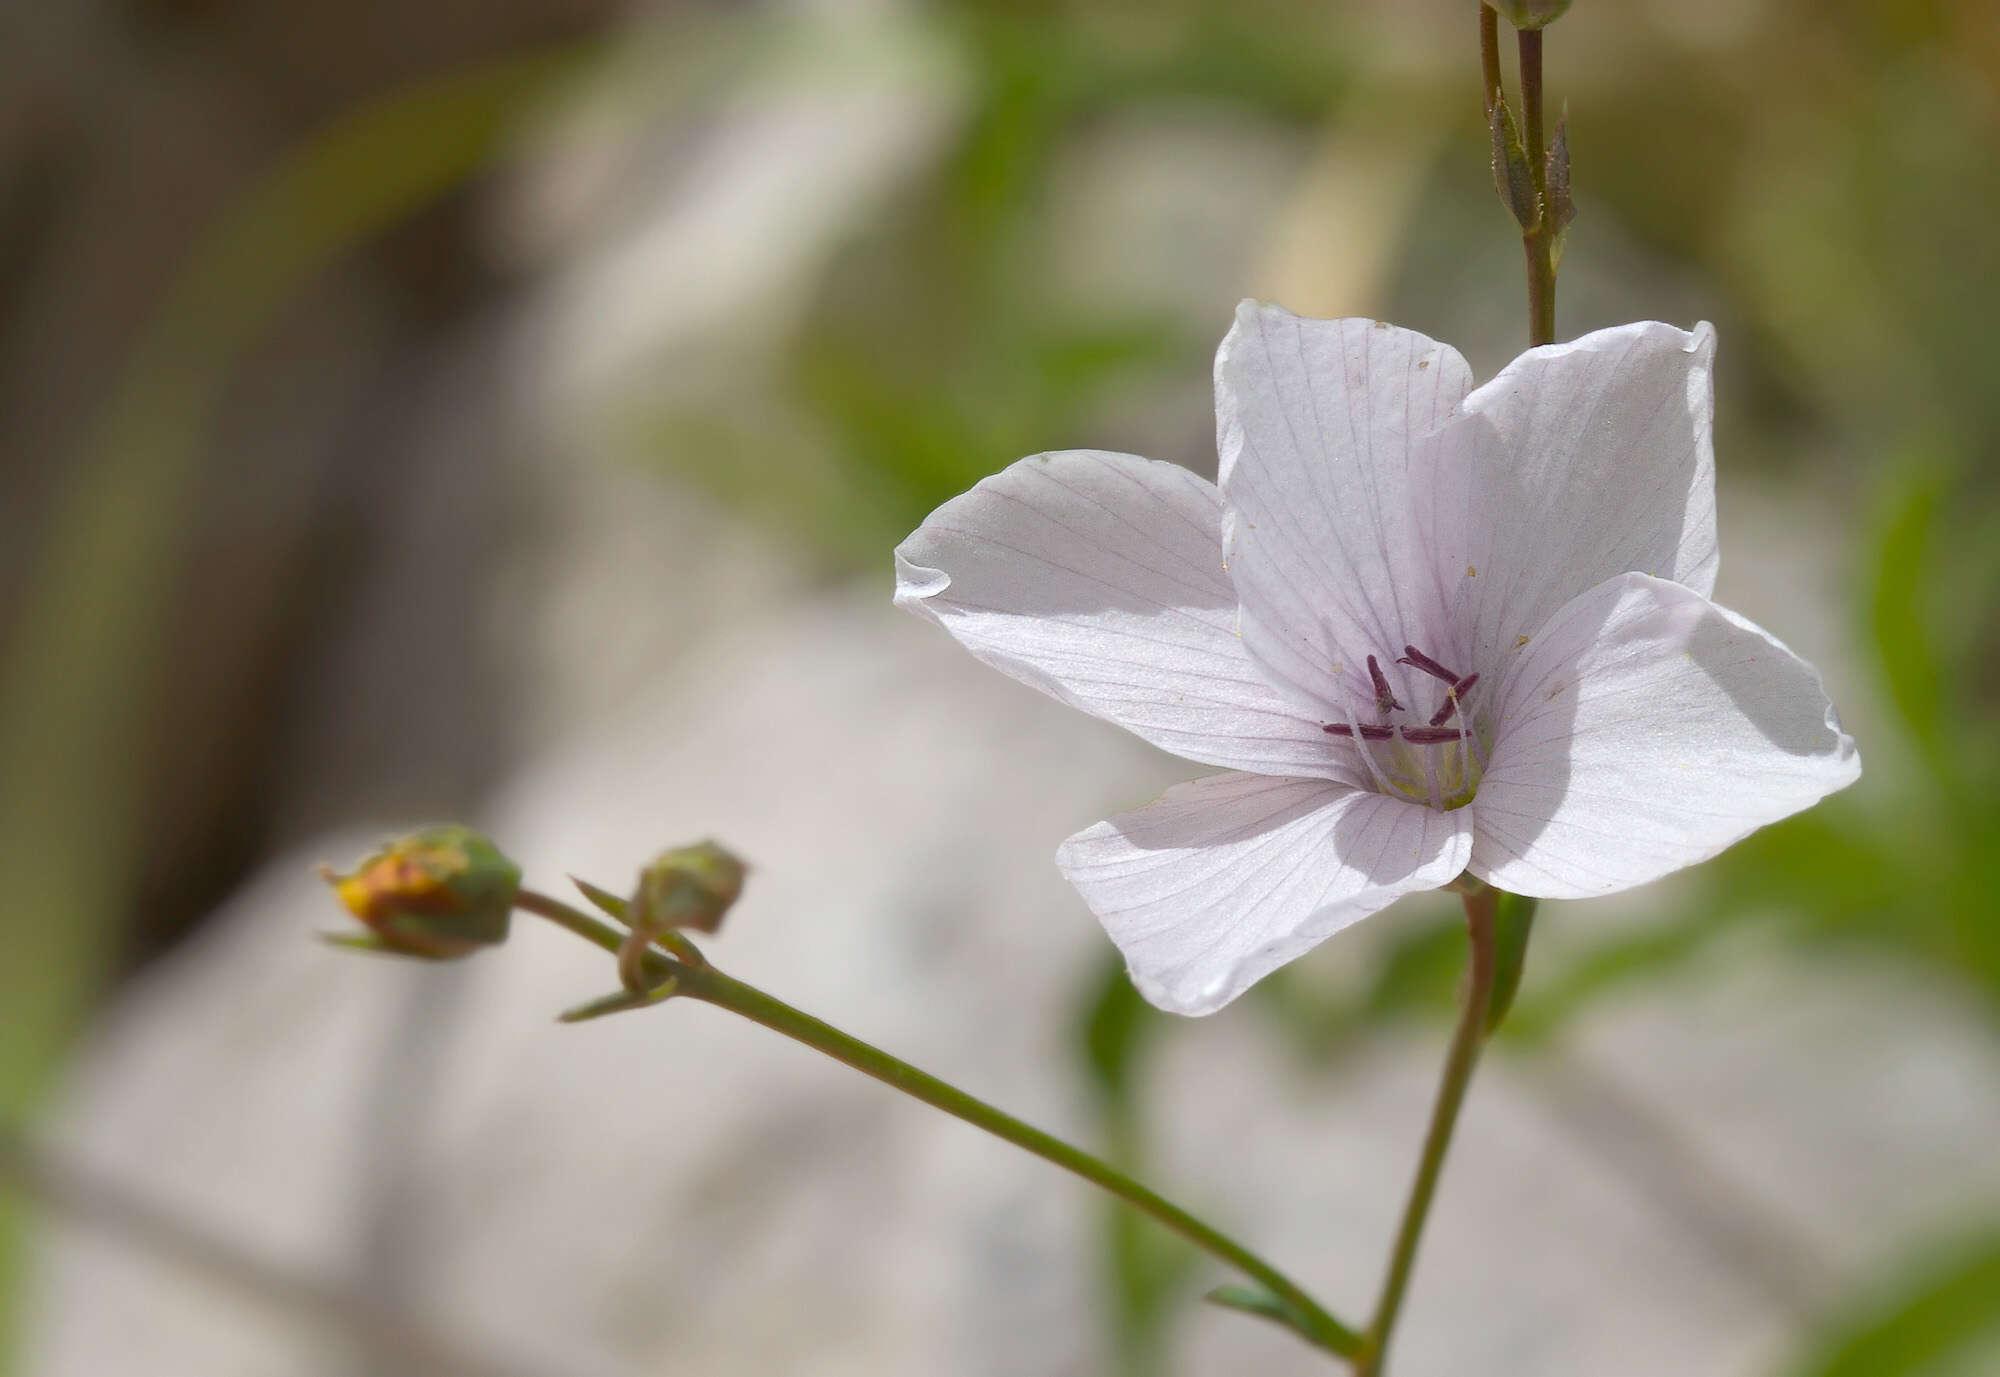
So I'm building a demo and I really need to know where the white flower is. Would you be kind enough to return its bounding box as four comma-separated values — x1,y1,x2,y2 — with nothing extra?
895,303,1860,1015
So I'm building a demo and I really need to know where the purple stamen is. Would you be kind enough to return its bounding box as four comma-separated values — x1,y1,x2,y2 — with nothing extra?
1325,645,1481,801
1397,726,1467,744
1397,644,1460,685
1427,672,1481,727
1323,722,1398,740
1322,723,1466,745
1367,655,1403,713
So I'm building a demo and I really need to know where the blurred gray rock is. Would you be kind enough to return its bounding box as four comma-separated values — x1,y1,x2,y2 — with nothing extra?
22,563,2000,1376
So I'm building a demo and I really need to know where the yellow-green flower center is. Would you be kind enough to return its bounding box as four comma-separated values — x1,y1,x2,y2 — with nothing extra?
1321,645,1490,810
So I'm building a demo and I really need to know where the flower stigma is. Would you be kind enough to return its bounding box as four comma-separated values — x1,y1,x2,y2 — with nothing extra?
1323,644,1488,810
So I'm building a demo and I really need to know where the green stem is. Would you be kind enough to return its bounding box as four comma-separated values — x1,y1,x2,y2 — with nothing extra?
513,889,1362,1359
1516,25,1557,347
1479,3,1503,117
1354,886,1500,1377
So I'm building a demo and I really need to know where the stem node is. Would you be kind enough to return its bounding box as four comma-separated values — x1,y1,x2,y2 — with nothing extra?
511,887,1363,1360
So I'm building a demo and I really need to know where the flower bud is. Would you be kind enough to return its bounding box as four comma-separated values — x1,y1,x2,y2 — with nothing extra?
630,841,747,936
319,825,519,959
1486,0,1571,28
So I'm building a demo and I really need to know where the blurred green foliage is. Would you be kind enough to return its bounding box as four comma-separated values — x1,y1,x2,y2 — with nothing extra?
0,41,604,1361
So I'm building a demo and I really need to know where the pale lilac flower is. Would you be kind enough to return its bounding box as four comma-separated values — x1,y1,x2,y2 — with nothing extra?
895,303,1859,1015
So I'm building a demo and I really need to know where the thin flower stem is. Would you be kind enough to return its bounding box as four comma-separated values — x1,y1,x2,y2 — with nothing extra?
1516,25,1557,347
1479,3,1503,116
512,888,1363,1360
1518,28,1545,192
1353,885,1500,1377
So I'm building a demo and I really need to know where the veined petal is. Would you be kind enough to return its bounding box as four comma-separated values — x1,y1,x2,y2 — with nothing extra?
1427,321,1718,674
1058,772,1472,1015
1216,302,1474,719
1471,573,1860,899
895,450,1356,779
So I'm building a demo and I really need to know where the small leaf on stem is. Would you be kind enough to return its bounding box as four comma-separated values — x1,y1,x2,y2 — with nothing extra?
1205,1284,1321,1344
571,874,629,921
1490,96,1542,232
557,979,679,1023
1545,112,1576,271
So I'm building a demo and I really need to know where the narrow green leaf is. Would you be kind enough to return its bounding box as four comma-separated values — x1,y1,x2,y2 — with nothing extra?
1205,1282,1303,1327
1205,1283,1362,1357
556,981,677,1024
570,875,630,922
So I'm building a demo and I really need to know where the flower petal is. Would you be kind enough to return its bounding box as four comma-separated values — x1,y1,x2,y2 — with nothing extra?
1215,301,1474,719
895,450,1357,779
1471,573,1860,899
1428,321,1719,675
1058,772,1472,1015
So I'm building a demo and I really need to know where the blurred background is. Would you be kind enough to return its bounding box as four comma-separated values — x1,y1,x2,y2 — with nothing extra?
2,0,1998,1373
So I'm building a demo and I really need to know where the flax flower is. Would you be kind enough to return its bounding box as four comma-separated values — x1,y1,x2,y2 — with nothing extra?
895,303,1859,1014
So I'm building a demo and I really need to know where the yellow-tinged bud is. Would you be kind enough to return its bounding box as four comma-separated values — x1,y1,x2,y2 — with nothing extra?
630,841,747,936
1487,0,1570,27
319,825,519,959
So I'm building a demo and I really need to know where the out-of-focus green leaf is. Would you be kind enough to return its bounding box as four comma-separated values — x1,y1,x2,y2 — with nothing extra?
640,398,916,567
1252,903,1465,1067
1484,891,1538,1034
1026,321,1193,409
1502,903,1739,1047
1781,1229,2000,1377
1079,955,1157,1107
1867,461,1951,780
1072,955,1190,1375
1362,914,1468,1019
0,41,602,1360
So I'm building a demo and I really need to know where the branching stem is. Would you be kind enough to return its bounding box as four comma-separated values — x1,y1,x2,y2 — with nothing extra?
513,888,1362,1360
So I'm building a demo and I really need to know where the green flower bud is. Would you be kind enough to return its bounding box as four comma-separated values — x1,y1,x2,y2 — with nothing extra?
1486,0,1571,28
630,841,747,936
319,825,519,959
